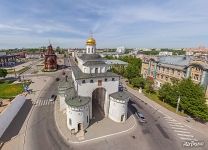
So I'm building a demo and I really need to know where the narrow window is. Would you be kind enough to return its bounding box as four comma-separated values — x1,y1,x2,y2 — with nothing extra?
105,78,108,82
90,79,93,83
82,80,85,84
87,116,88,123
98,80,102,86
69,118,72,125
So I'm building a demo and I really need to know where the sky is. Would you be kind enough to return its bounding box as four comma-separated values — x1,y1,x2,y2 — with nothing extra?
0,0,208,49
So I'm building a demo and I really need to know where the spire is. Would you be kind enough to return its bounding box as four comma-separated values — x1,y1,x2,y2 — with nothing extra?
90,30,93,38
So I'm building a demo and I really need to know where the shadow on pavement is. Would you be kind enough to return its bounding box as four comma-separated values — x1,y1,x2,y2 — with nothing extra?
0,99,33,143
90,105,105,126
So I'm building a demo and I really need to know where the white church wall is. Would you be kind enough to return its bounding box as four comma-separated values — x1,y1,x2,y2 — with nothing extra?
59,95,67,111
108,97,128,122
66,105,90,133
76,77,119,97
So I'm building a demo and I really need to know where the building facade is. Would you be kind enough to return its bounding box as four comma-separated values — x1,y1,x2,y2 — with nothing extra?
58,37,129,134
141,56,208,98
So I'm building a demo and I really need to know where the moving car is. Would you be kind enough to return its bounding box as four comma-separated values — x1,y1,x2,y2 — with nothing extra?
135,112,146,123
49,95,57,102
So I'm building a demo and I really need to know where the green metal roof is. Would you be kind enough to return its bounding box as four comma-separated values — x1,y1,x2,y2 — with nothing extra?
83,61,107,66
110,91,130,101
71,66,119,80
65,96,90,107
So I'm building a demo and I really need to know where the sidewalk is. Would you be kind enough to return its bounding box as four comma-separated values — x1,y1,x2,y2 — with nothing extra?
54,97,137,144
121,79,208,138
1,76,53,150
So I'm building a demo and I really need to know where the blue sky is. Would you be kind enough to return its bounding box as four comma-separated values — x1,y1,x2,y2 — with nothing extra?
0,0,208,48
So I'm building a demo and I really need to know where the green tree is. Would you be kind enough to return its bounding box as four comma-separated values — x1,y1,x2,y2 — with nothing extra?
145,77,155,93
158,78,208,121
130,77,145,89
0,69,8,78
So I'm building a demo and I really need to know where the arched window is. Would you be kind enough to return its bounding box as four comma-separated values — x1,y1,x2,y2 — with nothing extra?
90,79,93,83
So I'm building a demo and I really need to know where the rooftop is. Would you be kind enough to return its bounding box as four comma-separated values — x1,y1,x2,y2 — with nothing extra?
79,54,103,61
105,60,128,65
83,61,106,66
65,96,90,107
70,57,119,80
71,66,119,80
159,56,192,66
110,91,130,101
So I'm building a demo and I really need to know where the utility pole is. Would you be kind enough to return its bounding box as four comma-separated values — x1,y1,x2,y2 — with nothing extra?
176,95,180,113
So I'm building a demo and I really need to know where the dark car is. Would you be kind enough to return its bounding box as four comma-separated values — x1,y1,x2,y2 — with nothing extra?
49,95,57,102
135,112,146,123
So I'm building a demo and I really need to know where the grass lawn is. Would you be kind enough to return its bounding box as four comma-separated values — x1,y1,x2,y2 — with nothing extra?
0,80,24,99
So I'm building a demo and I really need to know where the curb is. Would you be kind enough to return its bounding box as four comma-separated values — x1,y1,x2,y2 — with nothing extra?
54,99,70,144
124,81,208,138
54,99,137,145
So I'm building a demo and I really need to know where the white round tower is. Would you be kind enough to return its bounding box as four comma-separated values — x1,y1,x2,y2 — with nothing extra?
108,91,129,123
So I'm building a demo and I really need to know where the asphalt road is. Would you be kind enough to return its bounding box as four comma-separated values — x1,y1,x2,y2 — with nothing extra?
0,57,193,150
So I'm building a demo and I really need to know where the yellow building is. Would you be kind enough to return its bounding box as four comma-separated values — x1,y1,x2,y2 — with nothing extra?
141,56,208,100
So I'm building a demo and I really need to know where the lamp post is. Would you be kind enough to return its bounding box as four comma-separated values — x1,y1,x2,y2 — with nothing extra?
176,95,181,113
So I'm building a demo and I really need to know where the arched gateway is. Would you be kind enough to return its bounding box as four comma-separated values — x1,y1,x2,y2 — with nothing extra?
92,88,106,117
60,36,129,134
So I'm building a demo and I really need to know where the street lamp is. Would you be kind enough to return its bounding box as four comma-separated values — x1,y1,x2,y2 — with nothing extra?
176,95,181,113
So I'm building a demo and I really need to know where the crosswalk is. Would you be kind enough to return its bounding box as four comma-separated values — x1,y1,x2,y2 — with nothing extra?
35,99,55,106
163,116,198,141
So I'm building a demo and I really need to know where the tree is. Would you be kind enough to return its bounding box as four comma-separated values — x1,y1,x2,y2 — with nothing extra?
130,77,145,89
145,77,155,93
0,69,8,78
158,78,208,121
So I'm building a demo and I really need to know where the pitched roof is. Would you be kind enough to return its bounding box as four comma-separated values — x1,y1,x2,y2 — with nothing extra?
79,54,103,60
83,61,106,66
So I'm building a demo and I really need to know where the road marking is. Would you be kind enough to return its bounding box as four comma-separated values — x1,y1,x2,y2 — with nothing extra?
174,130,191,134
169,124,185,128
179,137,198,141
40,100,43,106
37,100,41,105
163,116,171,119
171,127,187,130
166,119,177,122
168,122,181,125
177,134,194,138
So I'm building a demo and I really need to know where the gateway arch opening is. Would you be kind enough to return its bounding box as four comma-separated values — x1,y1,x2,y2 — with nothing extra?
92,88,106,119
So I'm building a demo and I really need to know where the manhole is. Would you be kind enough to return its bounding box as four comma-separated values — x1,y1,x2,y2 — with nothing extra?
131,135,136,139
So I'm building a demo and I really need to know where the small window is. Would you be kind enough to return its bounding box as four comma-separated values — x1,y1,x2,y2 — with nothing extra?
98,80,102,86
82,80,85,84
105,78,108,82
112,78,115,81
69,118,72,125
90,79,93,83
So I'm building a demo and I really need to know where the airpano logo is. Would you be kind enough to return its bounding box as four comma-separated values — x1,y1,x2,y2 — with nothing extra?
182,140,205,148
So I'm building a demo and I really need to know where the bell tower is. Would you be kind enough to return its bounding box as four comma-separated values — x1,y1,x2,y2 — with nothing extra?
86,33,96,54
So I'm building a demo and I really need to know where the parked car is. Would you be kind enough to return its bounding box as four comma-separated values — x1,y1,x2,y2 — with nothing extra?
49,95,57,102
135,112,146,123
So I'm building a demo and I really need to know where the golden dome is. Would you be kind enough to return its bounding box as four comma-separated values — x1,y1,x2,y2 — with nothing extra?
86,37,96,45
